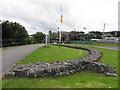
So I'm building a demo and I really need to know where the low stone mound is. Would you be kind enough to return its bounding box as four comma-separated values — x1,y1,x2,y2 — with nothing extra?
4,45,118,78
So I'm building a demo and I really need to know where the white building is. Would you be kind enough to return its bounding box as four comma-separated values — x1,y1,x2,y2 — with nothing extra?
104,37,119,42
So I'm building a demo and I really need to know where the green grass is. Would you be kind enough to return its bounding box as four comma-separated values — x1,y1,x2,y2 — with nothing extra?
0,79,1,89
91,47,119,73
16,45,88,64
2,45,118,88
2,71,118,88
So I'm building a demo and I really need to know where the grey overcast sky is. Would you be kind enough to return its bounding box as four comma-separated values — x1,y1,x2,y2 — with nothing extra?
0,0,119,35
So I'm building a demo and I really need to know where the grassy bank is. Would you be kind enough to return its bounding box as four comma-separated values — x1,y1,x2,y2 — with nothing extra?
2,45,118,88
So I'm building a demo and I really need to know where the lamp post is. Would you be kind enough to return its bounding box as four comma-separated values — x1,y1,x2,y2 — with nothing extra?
83,27,86,41
103,23,106,36
58,26,61,48
45,34,48,48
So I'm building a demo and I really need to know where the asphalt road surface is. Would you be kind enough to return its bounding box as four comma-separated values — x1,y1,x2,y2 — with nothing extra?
1,44,45,76
92,46,120,51
79,45,120,51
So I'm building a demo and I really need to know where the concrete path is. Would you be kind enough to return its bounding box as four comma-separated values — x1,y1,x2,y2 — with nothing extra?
1,44,45,76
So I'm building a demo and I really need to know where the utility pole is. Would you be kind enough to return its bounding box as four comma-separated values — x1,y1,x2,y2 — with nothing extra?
83,27,86,41
47,31,51,48
103,23,106,36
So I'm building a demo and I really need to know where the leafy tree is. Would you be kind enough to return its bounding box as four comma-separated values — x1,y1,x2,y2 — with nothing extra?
32,32,45,43
110,31,120,37
89,31,102,39
2,20,29,46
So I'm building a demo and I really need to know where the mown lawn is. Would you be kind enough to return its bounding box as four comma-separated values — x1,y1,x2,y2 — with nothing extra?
16,45,88,64
91,47,119,73
2,45,118,88
2,71,118,88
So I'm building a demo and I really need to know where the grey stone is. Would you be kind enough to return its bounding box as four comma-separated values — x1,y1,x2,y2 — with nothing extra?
26,69,36,78
104,65,116,73
31,67,44,77
15,64,25,69
14,68,30,77
106,72,118,77
25,63,33,67
4,71,15,78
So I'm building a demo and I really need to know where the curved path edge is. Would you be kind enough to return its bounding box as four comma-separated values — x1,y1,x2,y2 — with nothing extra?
1,44,45,77
4,44,118,78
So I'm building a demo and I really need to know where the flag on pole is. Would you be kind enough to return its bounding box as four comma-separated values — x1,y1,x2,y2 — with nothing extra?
60,14,63,25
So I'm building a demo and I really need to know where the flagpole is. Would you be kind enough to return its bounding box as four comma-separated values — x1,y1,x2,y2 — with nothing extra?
59,3,63,48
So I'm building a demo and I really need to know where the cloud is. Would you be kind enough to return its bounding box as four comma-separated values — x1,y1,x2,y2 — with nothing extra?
0,0,119,35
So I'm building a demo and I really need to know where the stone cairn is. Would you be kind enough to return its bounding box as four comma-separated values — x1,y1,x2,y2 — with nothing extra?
4,45,118,78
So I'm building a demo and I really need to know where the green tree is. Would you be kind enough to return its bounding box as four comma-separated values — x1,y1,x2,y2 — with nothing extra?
2,20,29,46
89,31,102,39
32,32,45,43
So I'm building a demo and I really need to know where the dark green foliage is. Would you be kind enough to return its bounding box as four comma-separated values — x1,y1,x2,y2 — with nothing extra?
32,32,45,43
2,20,29,46
88,31,102,39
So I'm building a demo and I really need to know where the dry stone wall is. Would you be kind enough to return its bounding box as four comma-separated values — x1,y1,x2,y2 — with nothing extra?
4,45,118,78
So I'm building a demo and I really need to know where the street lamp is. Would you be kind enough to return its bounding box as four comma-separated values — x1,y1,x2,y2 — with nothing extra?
83,27,86,41
58,26,61,48
45,31,49,48
45,34,48,48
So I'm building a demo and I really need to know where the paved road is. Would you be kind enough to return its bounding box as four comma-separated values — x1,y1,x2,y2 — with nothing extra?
92,46,120,51
1,44,45,76
77,45,120,51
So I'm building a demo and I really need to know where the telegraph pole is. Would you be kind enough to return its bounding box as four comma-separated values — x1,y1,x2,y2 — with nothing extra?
83,27,86,41
103,23,106,36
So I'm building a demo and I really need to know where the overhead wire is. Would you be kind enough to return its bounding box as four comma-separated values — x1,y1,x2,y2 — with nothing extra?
59,0,63,24
42,0,58,31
